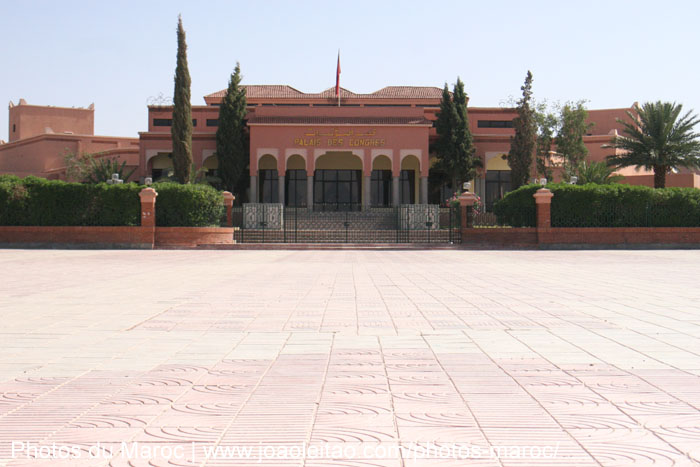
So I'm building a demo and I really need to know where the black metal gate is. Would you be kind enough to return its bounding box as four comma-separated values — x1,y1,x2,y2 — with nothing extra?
232,205,461,244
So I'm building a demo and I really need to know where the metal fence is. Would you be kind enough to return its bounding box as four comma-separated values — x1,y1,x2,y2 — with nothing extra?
551,202,700,228
231,205,461,244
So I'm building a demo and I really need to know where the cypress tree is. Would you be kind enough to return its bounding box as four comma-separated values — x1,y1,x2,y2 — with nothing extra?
435,83,458,191
216,64,248,196
507,71,537,189
171,15,193,184
452,78,478,186
435,79,478,192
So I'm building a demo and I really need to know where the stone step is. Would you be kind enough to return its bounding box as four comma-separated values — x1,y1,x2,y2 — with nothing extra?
195,243,462,250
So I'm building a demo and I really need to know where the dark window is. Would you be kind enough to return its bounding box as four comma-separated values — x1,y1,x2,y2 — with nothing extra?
485,170,512,211
477,120,514,128
154,118,197,127
314,169,361,209
312,103,361,107
285,169,307,207
12,124,16,133
370,170,392,206
259,169,278,203
399,170,415,204
206,119,218,127
365,104,411,107
210,103,221,107
151,168,164,180
276,103,311,107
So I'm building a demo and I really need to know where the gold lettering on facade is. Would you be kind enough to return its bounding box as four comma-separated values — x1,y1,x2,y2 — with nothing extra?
293,129,385,147
293,137,322,146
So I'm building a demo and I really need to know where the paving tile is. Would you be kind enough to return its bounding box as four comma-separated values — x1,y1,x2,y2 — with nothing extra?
1,249,700,466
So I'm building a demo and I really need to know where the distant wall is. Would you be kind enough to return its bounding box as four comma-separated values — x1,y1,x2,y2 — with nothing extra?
9,102,94,142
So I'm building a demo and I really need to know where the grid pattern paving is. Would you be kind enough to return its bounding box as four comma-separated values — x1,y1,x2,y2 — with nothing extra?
0,250,699,466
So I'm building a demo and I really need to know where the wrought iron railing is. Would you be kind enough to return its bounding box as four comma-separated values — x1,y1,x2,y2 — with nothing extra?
231,204,461,244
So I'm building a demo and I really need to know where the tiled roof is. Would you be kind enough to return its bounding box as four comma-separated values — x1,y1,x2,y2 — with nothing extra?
205,85,443,100
247,116,432,125
206,85,304,99
370,86,445,99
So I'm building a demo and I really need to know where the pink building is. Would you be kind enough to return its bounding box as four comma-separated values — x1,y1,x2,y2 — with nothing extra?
2,86,698,210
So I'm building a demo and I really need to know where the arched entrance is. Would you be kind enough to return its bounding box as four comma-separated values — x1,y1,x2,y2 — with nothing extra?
371,154,392,206
258,154,278,203
400,154,420,204
148,152,173,180
485,154,511,211
314,151,363,210
286,154,307,207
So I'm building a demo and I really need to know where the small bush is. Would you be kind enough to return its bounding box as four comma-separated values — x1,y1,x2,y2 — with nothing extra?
494,183,700,227
152,182,224,227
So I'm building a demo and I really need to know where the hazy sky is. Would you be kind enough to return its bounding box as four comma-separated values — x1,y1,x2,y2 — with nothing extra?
2,0,698,139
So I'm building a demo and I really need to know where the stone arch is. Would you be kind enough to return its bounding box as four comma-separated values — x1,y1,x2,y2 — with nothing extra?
286,154,306,171
315,151,363,171
372,154,392,171
258,154,278,171
202,154,218,173
486,153,510,171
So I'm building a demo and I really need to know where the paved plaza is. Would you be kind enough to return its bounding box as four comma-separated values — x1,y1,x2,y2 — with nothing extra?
0,249,699,466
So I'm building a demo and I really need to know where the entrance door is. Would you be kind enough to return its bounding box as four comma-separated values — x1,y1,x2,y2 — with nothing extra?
314,169,361,211
285,169,307,207
485,170,511,211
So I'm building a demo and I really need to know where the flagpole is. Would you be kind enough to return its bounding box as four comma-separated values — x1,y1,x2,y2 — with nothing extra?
336,50,341,107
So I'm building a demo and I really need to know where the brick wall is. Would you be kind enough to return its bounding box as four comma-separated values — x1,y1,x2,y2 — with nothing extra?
0,226,153,248
155,227,234,247
460,227,700,247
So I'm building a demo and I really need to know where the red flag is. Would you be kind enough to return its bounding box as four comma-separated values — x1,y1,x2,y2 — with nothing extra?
335,52,341,98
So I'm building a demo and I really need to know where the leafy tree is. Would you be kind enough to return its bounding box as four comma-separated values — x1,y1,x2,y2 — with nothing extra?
507,71,537,189
171,15,193,184
535,106,557,181
556,101,593,180
575,161,624,185
216,63,249,197
434,78,478,192
606,101,700,188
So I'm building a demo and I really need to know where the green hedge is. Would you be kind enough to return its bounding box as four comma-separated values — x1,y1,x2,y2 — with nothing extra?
151,182,224,227
494,183,700,227
0,175,141,226
0,176,226,227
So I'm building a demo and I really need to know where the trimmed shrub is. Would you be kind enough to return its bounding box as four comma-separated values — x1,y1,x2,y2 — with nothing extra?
0,176,226,227
0,176,141,226
152,182,224,227
494,183,700,227
493,184,539,227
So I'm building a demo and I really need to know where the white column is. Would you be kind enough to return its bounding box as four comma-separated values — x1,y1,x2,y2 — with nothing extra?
420,176,428,204
363,175,371,209
250,174,258,203
306,174,314,210
278,174,285,206
392,176,400,206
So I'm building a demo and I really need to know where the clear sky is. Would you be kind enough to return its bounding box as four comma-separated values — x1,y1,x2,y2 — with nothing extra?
2,0,699,139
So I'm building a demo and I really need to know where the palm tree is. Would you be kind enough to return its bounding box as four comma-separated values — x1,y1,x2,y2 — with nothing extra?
575,161,624,185
606,101,700,188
